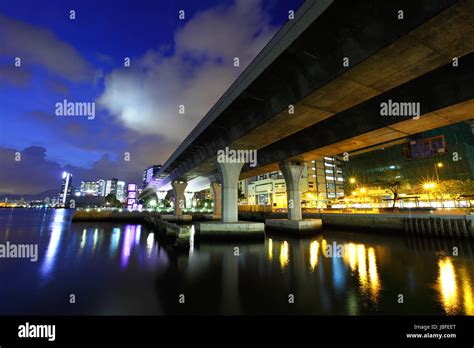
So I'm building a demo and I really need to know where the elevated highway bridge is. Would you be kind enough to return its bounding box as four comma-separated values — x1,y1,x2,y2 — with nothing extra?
141,0,474,235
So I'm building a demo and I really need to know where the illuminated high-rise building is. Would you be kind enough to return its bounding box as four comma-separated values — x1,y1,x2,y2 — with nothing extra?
116,181,127,202
97,179,106,196
80,181,99,196
105,178,118,197
59,171,73,207
143,165,162,188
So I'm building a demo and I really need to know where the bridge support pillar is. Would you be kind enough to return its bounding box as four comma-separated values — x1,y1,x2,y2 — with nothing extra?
265,160,322,234
211,182,222,218
172,181,187,216
195,159,264,240
218,161,244,223
162,181,192,222
280,160,305,220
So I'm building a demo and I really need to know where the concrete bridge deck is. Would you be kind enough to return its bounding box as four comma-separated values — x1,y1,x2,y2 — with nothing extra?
140,0,474,238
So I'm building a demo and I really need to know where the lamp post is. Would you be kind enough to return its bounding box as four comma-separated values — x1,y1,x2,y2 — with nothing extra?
352,191,358,209
423,182,436,208
434,162,443,182
360,187,367,211
348,178,357,208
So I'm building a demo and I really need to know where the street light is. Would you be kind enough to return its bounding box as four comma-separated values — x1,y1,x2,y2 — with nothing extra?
423,182,436,190
349,177,356,184
423,181,436,207
434,162,443,182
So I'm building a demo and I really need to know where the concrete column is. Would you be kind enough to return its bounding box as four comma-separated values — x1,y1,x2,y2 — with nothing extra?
216,161,244,223
184,191,194,209
171,181,187,216
211,182,222,217
280,160,305,220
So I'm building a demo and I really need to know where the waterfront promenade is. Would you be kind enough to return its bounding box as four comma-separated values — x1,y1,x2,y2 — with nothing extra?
71,208,474,241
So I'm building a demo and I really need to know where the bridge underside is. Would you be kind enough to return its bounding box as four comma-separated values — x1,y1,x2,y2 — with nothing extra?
144,0,474,195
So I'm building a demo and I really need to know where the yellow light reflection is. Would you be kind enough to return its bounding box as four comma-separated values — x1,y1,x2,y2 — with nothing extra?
268,238,273,261
309,240,319,270
346,243,357,271
279,241,289,269
357,244,367,286
343,243,381,304
321,239,327,256
368,247,381,301
460,267,473,315
437,258,459,315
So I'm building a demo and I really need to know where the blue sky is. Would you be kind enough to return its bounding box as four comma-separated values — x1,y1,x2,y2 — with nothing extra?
0,0,304,195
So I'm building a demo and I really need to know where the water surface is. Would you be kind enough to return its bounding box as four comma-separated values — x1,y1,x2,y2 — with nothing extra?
0,208,473,315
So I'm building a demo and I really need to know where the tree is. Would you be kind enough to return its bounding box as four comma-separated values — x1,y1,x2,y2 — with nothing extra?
105,193,121,208
196,198,213,209
160,199,171,208
372,171,408,208
434,179,474,206
433,180,459,206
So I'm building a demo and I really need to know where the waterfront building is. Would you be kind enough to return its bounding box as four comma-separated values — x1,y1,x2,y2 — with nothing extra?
80,181,99,196
59,171,73,207
194,189,211,202
308,157,345,201
80,179,112,197
126,183,141,211
245,157,345,209
143,165,162,188
338,121,474,208
116,181,127,202
343,121,474,190
97,179,106,196
105,178,118,197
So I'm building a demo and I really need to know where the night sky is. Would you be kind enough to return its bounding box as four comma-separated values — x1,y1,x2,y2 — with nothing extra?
0,0,304,195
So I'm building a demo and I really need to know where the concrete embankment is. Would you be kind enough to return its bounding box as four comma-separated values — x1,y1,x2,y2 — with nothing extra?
72,210,160,222
71,210,474,240
143,215,189,238
239,211,474,239
71,210,192,248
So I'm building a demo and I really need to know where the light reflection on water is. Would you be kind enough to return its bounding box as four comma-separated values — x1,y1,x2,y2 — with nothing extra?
40,209,66,280
279,240,289,269
269,238,383,307
437,257,474,315
309,240,319,270
262,237,473,315
268,238,273,261
460,268,474,315
0,208,473,315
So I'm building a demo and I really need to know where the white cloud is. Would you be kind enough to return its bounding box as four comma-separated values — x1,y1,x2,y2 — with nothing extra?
0,13,98,82
97,0,276,143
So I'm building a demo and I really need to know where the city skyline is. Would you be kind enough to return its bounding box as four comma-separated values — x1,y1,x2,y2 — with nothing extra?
0,0,304,195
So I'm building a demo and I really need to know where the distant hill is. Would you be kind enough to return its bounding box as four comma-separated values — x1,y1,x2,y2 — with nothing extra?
0,189,59,201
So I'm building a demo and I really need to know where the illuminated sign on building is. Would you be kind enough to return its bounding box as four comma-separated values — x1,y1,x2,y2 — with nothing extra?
126,183,142,211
